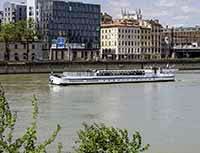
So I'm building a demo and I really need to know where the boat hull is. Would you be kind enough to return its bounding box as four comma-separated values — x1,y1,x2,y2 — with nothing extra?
49,75,175,86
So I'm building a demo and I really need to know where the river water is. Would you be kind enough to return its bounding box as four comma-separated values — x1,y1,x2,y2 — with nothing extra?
0,71,200,153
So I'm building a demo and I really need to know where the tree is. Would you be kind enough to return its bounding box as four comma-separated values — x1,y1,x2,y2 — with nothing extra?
75,123,150,153
0,23,16,61
0,19,40,61
16,19,39,61
14,19,40,61
0,86,61,152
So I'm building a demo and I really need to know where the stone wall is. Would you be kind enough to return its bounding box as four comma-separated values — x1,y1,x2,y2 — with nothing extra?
0,60,199,74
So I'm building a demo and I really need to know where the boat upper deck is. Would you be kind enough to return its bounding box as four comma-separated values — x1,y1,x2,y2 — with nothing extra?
62,69,172,77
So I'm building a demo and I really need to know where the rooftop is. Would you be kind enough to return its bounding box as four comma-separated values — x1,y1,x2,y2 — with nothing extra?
3,1,27,6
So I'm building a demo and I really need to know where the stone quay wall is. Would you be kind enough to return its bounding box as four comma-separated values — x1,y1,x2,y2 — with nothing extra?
0,60,200,74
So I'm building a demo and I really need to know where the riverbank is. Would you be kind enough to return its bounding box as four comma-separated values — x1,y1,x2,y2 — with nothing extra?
1,59,200,74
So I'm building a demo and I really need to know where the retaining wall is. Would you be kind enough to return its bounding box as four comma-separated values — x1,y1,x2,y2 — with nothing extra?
0,60,200,74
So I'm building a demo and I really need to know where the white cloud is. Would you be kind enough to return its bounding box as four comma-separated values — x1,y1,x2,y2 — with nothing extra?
144,9,170,18
181,6,191,13
156,0,176,7
172,15,189,20
149,0,200,26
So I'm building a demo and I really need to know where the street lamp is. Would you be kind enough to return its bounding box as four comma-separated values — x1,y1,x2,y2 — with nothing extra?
65,38,71,62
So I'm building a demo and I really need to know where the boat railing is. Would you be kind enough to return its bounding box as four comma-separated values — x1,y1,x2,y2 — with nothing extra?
63,71,96,77
96,70,146,76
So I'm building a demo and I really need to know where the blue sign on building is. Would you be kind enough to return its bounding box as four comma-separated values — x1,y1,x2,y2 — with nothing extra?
57,37,65,48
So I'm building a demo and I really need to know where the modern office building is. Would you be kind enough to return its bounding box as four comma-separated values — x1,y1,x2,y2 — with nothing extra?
27,0,39,22
3,1,27,24
0,11,3,25
27,0,101,50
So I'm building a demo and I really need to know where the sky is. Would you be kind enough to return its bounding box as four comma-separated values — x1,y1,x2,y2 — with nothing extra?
1,0,199,27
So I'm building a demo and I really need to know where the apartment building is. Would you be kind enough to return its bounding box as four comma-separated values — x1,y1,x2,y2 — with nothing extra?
101,21,141,61
101,8,162,61
0,41,43,61
3,1,27,24
140,26,152,60
162,26,200,58
147,20,162,59
101,18,162,61
101,12,112,24
162,26,200,47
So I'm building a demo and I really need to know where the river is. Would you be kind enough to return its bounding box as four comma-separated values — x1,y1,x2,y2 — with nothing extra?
0,71,200,153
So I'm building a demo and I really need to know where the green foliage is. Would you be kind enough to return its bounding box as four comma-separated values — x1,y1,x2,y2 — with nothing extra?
0,86,61,153
0,20,40,61
0,19,39,42
75,123,150,153
0,23,16,42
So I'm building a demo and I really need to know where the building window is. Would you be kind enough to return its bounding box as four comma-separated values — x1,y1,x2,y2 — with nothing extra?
32,53,35,61
85,52,88,59
29,11,33,16
23,53,27,60
15,44,18,49
102,42,104,47
91,51,93,60
81,52,84,58
14,53,19,61
32,44,35,49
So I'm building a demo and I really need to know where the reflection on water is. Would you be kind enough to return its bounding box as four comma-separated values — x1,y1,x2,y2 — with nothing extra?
0,73,200,153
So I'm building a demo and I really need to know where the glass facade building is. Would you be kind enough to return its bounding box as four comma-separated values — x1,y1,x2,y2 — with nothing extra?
3,2,27,24
36,1,101,49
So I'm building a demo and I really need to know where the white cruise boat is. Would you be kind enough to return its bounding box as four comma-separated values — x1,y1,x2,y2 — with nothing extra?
49,68,176,86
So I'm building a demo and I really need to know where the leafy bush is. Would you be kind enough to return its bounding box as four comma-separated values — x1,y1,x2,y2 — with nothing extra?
0,86,61,153
75,123,150,153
